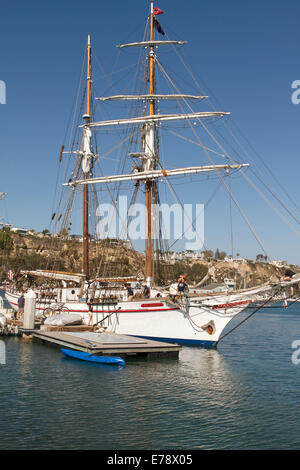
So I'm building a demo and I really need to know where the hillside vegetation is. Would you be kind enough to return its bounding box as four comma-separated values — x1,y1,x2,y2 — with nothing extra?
0,230,297,287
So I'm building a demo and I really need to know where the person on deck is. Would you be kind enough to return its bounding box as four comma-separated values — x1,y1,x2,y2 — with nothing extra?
284,269,296,280
88,298,94,326
125,284,134,301
177,275,188,295
284,269,296,296
17,293,25,319
143,285,150,298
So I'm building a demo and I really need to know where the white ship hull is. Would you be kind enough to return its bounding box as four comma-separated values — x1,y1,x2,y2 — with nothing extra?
5,288,260,346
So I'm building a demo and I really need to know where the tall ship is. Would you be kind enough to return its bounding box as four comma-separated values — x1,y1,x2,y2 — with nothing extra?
5,1,300,346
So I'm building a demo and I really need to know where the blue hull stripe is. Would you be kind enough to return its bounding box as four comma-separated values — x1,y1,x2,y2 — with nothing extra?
130,335,218,348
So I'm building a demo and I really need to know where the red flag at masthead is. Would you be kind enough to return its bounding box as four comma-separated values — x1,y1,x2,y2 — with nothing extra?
153,7,164,15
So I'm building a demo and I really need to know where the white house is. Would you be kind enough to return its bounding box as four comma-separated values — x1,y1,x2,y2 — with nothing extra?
271,260,287,268
160,251,204,262
224,256,247,264
10,226,29,235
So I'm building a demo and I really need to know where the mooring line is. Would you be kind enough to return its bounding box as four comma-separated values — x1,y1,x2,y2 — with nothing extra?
215,288,284,346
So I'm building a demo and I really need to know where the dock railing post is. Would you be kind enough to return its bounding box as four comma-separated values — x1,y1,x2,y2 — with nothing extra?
23,289,36,331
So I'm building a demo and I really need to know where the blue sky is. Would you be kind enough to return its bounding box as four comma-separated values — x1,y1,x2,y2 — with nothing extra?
1,0,300,264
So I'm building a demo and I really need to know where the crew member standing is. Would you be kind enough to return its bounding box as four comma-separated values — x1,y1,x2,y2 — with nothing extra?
17,293,25,319
177,275,188,295
125,284,134,301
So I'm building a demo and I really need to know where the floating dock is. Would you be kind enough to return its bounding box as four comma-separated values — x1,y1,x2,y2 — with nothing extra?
32,329,181,359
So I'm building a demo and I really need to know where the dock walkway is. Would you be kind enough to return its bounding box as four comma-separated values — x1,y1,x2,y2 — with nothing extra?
33,330,181,358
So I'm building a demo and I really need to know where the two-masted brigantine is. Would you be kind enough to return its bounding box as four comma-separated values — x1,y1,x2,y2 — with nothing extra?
5,1,300,346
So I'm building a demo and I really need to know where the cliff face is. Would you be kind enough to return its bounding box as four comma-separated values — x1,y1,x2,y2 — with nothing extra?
159,258,290,287
0,232,296,286
1,233,145,279
11,233,60,256
204,260,284,288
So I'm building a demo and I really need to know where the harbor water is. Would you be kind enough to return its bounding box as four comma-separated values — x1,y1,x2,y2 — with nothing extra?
1,289,300,450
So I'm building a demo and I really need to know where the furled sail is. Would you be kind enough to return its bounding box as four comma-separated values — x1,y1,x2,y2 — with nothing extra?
86,111,230,129
81,126,93,174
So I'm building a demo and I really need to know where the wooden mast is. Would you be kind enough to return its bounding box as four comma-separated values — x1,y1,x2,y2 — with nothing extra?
83,34,91,279
145,0,155,287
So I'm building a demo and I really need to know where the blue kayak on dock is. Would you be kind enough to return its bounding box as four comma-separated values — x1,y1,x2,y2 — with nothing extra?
61,348,125,366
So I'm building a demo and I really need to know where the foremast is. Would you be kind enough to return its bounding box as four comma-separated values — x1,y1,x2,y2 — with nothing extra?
82,34,92,279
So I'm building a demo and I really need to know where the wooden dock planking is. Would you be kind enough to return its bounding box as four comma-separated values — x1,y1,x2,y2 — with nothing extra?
32,330,181,358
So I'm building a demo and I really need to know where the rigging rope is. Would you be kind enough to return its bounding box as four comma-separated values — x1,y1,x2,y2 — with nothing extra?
172,41,300,224
155,57,272,260
215,287,284,345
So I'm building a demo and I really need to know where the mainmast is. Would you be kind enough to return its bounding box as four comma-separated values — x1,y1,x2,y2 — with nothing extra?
145,0,155,287
82,34,92,279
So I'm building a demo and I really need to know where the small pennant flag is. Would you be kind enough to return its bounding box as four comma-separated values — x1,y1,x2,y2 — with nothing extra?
7,269,13,281
153,18,165,35
153,7,164,15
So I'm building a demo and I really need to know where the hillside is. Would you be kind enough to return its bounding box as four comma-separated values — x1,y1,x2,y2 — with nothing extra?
0,231,297,287
0,232,145,280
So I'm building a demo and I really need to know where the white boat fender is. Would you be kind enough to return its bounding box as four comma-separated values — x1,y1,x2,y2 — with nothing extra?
0,314,7,328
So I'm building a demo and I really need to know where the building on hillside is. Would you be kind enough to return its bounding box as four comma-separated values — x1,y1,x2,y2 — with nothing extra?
271,260,287,268
122,239,132,250
0,222,12,229
10,226,29,235
224,256,247,264
159,251,204,263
